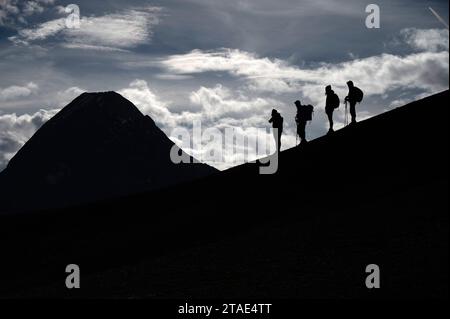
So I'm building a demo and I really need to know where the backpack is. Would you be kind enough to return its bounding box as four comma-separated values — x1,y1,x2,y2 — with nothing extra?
354,87,364,103
330,93,340,109
306,104,314,121
274,113,283,129
297,104,314,122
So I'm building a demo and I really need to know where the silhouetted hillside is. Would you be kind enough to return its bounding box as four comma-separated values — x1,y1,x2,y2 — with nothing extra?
0,90,447,298
0,91,217,213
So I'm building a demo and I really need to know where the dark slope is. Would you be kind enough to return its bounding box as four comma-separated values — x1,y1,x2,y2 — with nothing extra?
0,90,448,298
0,92,217,213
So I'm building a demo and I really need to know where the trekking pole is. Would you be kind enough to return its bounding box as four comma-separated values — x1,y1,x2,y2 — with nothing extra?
344,101,348,127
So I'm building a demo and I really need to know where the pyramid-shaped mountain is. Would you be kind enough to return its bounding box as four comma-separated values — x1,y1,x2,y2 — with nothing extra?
0,91,217,213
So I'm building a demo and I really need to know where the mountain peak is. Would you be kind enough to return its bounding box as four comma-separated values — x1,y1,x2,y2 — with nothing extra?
0,92,217,214
52,91,144,124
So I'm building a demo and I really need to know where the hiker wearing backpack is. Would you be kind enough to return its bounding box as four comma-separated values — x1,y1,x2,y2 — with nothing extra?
325,85,340,134
269,109,283,152
294,100,314,145
344,81,364,125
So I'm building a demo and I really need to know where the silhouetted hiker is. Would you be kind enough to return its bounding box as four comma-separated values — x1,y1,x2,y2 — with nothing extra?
269,109,283,152
295,100,314,145
344,81,364,125
325,85,340,134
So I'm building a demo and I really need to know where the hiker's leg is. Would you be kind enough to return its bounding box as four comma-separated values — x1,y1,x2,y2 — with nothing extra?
273,130,279,152
327,112,333,130
278,131,282,152
301,122,307,142
350,102,356,123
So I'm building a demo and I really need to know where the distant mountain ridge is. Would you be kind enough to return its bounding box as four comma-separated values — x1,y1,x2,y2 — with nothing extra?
0,91,217,214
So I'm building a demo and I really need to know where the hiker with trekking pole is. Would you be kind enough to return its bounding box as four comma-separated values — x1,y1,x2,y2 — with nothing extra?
269,109,283,153
344,81,364,126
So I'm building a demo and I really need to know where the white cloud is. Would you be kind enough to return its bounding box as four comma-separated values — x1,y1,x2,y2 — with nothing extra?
23,1,45,16
8,6,162,50
1,80,276,171
61,43,129,52
0,0,20,25
0,82,38,101
152,31,449,168
65,8,161,50
118,79,283,169
0,0,55,27
400,28,449,52
118,79,176,128
0,85,84,170
9,18,65,43
189,84,277,120
161,49,289,78
56,86,85,105
0,108,59,170
118,79,278,130
159,27,449,104
54,5,66,15
154,73,193,80
161,47,449,103
2,26,448,171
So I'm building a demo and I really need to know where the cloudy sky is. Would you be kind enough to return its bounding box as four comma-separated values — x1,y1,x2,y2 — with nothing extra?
0,0,448,170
